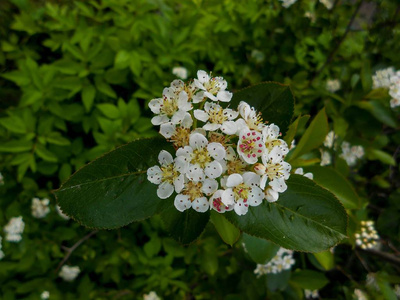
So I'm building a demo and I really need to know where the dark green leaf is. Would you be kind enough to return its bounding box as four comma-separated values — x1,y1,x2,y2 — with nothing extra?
230,82,295,136
97,103,121,119
0,140,33,152
242,233,279,264
225,175,347,252
357,100,397,128
55,137,171,229
290,270,329,290
283,115,310,146
82,85,96,112
210,211,240,246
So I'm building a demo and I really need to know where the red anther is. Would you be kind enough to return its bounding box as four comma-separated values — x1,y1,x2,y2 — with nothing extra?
258,150,262,153
252,132,256,135
258,144,262,147
247,133,251,136
257,137,261,140
252,154,256,157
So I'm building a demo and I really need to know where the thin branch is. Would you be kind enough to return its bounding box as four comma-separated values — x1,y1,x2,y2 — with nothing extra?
355,249,372,272
357,247,400,270
55,230,99,273
309,1,364,85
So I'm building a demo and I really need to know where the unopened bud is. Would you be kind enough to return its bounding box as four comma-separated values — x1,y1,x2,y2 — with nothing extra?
254,163,266,175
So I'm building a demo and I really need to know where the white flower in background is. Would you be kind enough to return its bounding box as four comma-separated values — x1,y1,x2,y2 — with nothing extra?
236,101,265,132
237,128,265,164
194,70,232,103
176,133,225,181
254,248,295,276
40,291,50,300
294,168,313,180
320,150,332,166
172,66,188,80
143,291,161,300
279,0,297,8
147,150,187,199
59,265,80,282
56,205,70,220
31,197,50,219
340,141,364,166
304,11,316,23
355,220,380,250
0,172,4,185
304,289,319,299
354,289,368,300
324,130,336,148
0,236,4,260
366,273,380,291
320,0,334,9
194,102,238,134
395,285,400,298
221,172,264,215
326,79,341,93
372,67,395,89
390,97,400,108
4,216,25,242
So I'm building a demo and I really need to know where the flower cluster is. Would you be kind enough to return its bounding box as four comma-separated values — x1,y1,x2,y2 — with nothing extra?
253,248,295,276
326,79,341,93
31,197,50,219
40,291,50,300
372,67,400,108
304,289,319,299
279,0,297,8
340,141,364,167
143,291,161,300
147,71,291,215
0,236,4,260
4,216,25,242
59,265,81,282
319,0,334,9
355,220,379,249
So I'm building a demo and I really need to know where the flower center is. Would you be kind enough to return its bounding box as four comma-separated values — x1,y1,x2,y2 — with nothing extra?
204,77,221,94
247,111,264,130
233,183,250,202
170,127,190,149
161,164,178,184
266,163,285,180
182,181,203,201
208,106,228,124
212,196,228,212
265,139,283,151
227,158,247,175
160,97,178,117
191,148,211,168
239,132,263,158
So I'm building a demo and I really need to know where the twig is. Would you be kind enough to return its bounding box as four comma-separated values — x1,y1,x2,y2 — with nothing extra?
355,249,372,272
309,1,364,85
358,247,400,270
55,230,99,273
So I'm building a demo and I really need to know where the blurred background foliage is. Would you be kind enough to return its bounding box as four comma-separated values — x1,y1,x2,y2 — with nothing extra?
0,0,399,299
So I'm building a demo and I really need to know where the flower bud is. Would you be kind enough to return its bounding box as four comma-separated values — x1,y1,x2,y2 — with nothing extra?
254,163,266,175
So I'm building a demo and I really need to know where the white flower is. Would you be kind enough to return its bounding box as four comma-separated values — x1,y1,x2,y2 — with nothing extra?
147,150,187,199
149,84,192,126
209,190,234,213
237,128,265,164
236,101,265,132
174,178,218,212
320,150,332,166
280,0,297,8
354,289,368,300
4,216,25,242
221,172,264,215
326,79,341,93
194,70,232,103
254,247,295,276
304,289,319,299
340,142,364,166
172,66,188,80
159,113,193,148
319,0,333,9
304,11,316,23
294,168,314,180
259,147,291,193
31,197,50,219
176,133,225,181
56,205,70,220
324,130,336,148
262,123,289,154
372,67,395,89
40,291,50,300
355,220,380,250
194,102,238,134
390,97,400,108
59,265,80,282
143,291,161,300
0,236,4,260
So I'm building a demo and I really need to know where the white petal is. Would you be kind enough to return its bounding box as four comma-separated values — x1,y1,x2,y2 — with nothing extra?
242,172,261,187
171,109,186,124
187,164,205,182
217,90,232,102
174,174,184,193
174,156,189,173
204,161,223,179
226,173,243,188
158,150,173,166
226,146,236,161
162,87,175,99
248,187,263,207
192,197,209,212
181,113,193,128
189,133,208,150
204,91,218,101
194,109,210,122
160,123,175,138
203,123,221,131
294,168,304,175
147,166,162,184
221,121,238,135
192,91,205,103
197,70,209,84
260,174,268,190
224,108,239,120
170,79,184,90
282,162,292,179
304,172,314,180
215,77,227,90
265,189,279,203
235,118,247,133
269,178,287,193
239,151,258,165
221,188,235,205
207,142,226,160
151,115,169,125
157,182,174,199
269,147,284,164
176,146,192,159
174,194,192,212
148,98,163,114
202,178,218,195
203,101,212,112
234,200,248,216
177,90,189,107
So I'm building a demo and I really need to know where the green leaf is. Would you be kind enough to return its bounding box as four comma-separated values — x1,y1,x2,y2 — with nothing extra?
0,140,33,152
97,103,121,119
312,250,335,270
55,137,171,229
82,85,96,112
95,76,117,99
210,211,240,246
161,202,210,244
303,166,361,209
45,132,71,146
0,116,27,134
357,100,397,128
290,270,329,290
230,82,294,136
225,175,347,252
288,108,328,161
283,115,310,146
367,149,396,166
114,50,131,70
242,233,279,264
35,143,58,162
